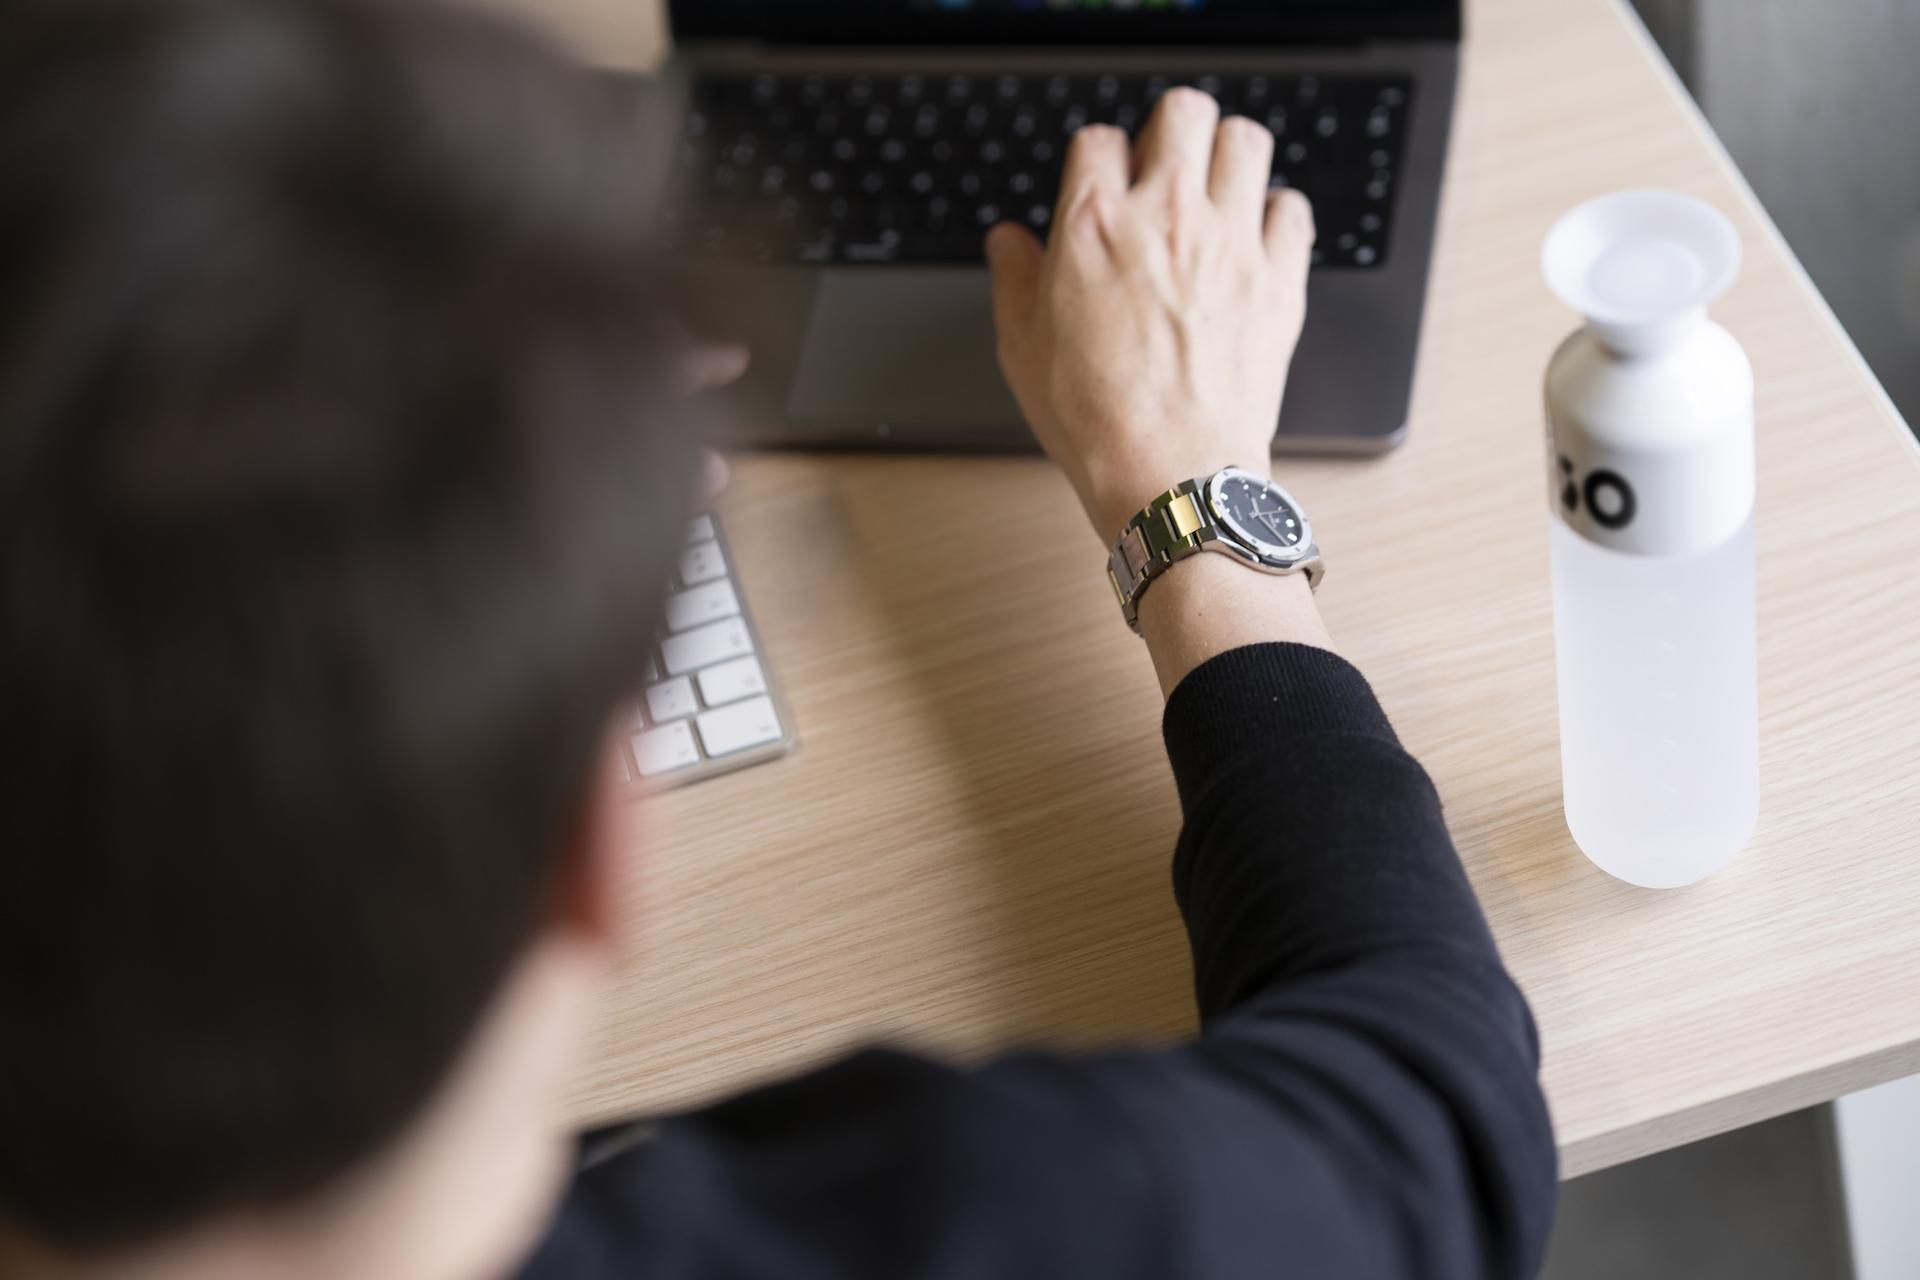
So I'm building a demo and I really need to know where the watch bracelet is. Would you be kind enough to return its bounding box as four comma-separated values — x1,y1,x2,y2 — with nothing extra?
1107,479,1219,631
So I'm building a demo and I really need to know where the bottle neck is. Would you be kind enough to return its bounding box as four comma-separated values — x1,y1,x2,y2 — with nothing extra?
1587,305,1707,359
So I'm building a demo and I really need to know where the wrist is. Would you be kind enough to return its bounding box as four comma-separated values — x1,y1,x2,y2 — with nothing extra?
1086,457,1273,545
1136,553,1331,699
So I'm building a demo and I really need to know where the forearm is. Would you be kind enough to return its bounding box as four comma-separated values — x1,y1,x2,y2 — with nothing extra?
1161,644,1503,1009
1157,644,1556,1276
1134,546,1332,699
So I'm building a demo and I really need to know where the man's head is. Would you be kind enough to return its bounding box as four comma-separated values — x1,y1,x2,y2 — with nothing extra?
0,0,690,1265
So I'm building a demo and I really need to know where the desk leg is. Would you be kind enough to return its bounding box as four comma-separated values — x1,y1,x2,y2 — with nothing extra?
1835,1073,1920,1279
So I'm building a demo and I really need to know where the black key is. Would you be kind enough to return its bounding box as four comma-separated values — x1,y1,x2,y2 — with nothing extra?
844,230,901,263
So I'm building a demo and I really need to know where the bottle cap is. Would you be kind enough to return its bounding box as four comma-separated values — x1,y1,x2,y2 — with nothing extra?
1542,190,1741,356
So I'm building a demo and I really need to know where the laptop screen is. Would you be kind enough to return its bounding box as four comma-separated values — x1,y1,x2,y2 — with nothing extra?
670,1,1461,47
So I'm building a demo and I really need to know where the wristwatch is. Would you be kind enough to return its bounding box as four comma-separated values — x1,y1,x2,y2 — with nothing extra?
1107,465,1325,632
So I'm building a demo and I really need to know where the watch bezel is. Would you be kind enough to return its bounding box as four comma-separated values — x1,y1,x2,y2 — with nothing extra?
1205,467,1315,566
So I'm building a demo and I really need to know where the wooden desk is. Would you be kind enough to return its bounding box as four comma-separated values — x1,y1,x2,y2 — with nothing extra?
508,0,1920,1178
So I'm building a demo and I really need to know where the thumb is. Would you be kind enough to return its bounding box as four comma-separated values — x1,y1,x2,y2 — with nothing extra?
984,221,1044,338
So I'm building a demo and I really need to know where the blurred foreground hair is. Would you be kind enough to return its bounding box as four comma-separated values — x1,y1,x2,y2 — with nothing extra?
0,0,693,1250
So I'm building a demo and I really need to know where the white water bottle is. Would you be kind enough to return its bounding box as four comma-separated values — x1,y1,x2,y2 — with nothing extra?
1540,190,1758,888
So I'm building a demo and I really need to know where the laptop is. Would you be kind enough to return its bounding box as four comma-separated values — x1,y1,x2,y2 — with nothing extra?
655,0,1460,454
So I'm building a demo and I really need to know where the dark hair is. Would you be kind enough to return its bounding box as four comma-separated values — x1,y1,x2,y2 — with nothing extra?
0,0,695,1249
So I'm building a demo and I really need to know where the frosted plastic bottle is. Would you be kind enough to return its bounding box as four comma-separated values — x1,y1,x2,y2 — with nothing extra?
1540,191,1758,888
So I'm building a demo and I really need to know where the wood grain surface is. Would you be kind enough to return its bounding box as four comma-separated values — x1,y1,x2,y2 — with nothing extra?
488,0,1920,1178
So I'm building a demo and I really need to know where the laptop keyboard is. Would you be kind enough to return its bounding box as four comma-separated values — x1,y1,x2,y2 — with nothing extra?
615,512,794,790
666,70,1412,269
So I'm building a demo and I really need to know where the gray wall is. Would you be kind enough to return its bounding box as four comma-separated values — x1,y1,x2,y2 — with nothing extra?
1632,0,1920,429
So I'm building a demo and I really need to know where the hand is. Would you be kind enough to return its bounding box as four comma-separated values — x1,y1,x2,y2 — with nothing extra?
984,89,1316,544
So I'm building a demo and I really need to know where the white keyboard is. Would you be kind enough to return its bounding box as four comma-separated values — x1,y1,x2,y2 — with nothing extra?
616,512,794,789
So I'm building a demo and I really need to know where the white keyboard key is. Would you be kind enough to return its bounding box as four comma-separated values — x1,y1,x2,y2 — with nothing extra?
695,696,783,758
697,656,767,708
680,540,727,585
642,653,659,683
645,676,698,722
631,721,699,777
686,514,715,544
665,579,740,633
661,617,753,676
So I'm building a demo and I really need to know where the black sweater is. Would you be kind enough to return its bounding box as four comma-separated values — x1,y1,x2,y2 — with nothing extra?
516,643,1558,1279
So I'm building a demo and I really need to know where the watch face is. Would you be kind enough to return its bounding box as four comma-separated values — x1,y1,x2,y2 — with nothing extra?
1207,468,1312,563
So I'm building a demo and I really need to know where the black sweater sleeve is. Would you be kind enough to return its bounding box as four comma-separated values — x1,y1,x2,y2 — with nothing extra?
517,643,1558,1280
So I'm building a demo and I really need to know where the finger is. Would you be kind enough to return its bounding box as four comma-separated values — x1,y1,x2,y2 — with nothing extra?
701,450,731,502
681,343,750,394
1209,115,1275,227
1057,123,1130,212
1264,186,1316,278
1133,87,1220,198
984,220,1045,341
